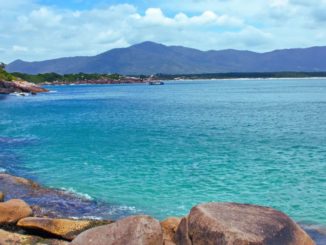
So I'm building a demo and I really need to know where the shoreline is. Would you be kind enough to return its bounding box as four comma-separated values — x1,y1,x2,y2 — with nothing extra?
0,171,325,244
39,76,326,87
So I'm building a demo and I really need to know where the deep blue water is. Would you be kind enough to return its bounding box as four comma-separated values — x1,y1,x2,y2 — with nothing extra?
0,79,325,226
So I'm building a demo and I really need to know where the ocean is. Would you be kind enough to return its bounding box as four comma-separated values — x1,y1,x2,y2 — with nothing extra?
0,79,325,227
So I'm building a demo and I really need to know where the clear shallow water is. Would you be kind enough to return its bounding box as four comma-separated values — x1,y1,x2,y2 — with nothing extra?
0,79,325,225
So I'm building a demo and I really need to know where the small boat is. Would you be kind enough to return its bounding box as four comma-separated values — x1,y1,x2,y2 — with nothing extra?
147,74,164,85
148,81,164,85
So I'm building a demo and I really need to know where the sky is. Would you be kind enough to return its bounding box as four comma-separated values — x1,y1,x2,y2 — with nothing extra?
1,0,326,63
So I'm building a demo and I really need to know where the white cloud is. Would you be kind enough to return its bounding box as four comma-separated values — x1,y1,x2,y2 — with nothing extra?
0,0,325,63
12,45,29,52
269,0,289,7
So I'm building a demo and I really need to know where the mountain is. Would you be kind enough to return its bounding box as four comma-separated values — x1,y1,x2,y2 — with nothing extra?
6,41,326,75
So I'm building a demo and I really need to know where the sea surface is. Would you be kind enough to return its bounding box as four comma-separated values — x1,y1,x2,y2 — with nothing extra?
0,79,325,228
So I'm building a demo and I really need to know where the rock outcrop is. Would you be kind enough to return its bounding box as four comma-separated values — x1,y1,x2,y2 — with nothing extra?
161,217,181,245
71,215,163,245
0,229,69,245
17,217,112,240
175,202,315,245
0,80,48,94
0,192,4,202
0,199,32,224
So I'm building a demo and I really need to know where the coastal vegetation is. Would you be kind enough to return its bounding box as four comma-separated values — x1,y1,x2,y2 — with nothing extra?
11,72,122,84
0,63,16,82
5,70,326,85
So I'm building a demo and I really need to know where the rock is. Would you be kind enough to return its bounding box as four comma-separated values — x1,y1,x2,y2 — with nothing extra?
0,199,32,224
175,217,192,245
0,80,48,94
160,217,181,245
0,192,4,202
0,229,69,245
175,202,315,245
17,217,112,240
71,215,163,245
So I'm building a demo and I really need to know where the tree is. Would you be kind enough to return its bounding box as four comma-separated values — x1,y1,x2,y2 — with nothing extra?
0,62,5,70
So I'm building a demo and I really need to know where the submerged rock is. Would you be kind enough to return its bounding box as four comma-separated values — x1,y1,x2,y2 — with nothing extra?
0,199,32,224
0,229,69,245
176,202,315,245
0,173,120,219
161,217,181,245
0,192,4,202
17,217,112,240
0,80,48,94
71,215,163,245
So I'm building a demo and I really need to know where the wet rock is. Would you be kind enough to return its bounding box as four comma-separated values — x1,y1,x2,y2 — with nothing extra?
0,192,4,202
160,217,181,245
71,215,163,245
175,202,315,245
17,217,112,240
0,199,32,224
0,173,123,219
0,229,69,245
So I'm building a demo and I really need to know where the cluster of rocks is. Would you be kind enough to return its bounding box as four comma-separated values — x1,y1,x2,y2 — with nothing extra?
0,80,48,94
0,186,315,245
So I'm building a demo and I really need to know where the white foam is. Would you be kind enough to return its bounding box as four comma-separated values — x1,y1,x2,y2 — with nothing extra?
59,187,93,200
0,167,6,173
70,216,103,220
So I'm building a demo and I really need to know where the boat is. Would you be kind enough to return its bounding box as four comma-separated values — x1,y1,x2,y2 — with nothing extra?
148,81,164,85
147,74,164,85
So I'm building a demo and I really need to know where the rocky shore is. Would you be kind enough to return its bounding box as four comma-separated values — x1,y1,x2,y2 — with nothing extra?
0,80,48,94
0,173,324,245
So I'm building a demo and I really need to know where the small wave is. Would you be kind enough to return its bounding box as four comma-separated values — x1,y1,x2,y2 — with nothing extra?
0,137,38,145
59,187,93,200
70,216,103,220
104,205,139,217
0,167,6,173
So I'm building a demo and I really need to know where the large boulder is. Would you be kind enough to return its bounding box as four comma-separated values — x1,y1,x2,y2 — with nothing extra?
17,217,112,240
0,199,32,224
71,215,163,245
175,202,315,245
161,217,181,245
0,229,69,245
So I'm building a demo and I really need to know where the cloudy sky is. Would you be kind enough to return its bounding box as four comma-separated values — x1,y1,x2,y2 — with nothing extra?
0,0,325,63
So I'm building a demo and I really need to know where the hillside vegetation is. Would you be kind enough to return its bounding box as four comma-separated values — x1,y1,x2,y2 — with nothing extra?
11,72,122,84
0,63,16,81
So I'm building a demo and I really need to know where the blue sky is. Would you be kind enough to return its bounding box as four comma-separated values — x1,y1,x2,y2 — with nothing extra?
1,0,326,62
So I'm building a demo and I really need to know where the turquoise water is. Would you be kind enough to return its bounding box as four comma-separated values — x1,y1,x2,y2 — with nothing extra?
0,79,326,225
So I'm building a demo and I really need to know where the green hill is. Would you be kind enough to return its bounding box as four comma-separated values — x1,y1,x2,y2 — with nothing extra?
0,63,16,81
